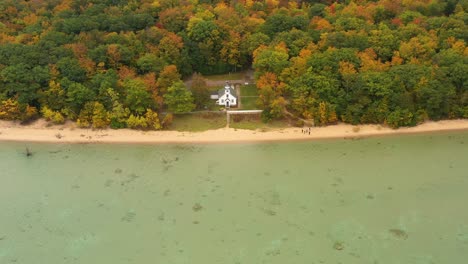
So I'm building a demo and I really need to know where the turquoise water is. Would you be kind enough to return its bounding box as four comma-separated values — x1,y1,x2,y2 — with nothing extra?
1,132,468,264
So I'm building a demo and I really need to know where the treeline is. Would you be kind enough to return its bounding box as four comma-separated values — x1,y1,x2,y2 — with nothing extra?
0,0,466,129
253,0,468,127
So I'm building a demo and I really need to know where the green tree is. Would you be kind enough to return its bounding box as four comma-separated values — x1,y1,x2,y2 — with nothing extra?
145,109,161,130
123,79,153,115
77,102,95,128
386,108,415,128
163,81,195,113
0,98,21,120
190,73,210,109
65,80,95,115
261,12,308,38
126,114,148,129
92,102,110,129
57,57,87,83
136,53,166,74
107,88,130,129
1,63,49,104
415,77,456,120
156,65,182,93
39,81,66,111
253,44,290,78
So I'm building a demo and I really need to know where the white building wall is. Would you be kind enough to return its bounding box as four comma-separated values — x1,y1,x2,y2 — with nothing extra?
217,93,237,106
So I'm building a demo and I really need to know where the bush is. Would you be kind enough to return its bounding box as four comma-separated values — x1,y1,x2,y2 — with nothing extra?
52,112,65,124
60,108,77,120
145,109,161,130
261,108,273,123
41,106,65,124
161,113,173,129
41,106,55,120
109,105,129,129
110,118,127,129
92,102,110,129
415,109,429,124
0,99,21,120
21,105,38,122
126,114,148,129
316,101,338,126
77,101,110,129
77,102,94,128
386,108,415,128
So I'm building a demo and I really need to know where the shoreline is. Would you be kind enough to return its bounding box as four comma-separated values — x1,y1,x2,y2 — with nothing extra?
0,119,468,145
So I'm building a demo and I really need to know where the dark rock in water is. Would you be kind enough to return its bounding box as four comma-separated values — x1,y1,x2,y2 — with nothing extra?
366,194,375,199
158,213,165,221
104,179,113,187
192,203,203,212
333,242,344,250
115,168,122,174
389,229,408,239
25,148,33,157
121,211,136,222
263,208,276,216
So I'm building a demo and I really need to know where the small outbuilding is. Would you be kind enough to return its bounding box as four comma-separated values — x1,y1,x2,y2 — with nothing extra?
214,81,237,108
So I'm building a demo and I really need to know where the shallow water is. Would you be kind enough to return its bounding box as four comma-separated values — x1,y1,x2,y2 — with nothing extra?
1,132,468,264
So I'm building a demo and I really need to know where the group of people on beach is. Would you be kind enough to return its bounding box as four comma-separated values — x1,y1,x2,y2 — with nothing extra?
302,127,311,135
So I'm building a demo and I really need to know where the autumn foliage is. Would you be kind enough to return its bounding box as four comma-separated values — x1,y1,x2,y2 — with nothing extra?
0,0,466,129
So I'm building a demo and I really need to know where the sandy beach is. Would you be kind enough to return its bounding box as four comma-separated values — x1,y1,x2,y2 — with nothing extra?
0,119,467,144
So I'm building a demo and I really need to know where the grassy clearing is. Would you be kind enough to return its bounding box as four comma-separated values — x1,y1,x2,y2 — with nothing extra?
240,84,258,96
239,84,259,110
240,97,258,110
230,117,290,131
204,71,245,81
170,113,226,132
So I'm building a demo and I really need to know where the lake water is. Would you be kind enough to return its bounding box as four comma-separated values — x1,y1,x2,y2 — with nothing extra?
1,132,468,264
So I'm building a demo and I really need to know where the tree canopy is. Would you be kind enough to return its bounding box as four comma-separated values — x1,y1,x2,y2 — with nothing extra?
0,0,466,129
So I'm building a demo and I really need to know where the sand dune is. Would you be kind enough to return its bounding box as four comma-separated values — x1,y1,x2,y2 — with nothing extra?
0,119,467,144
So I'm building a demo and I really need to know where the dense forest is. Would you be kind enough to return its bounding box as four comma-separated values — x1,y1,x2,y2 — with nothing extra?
0,0,466,129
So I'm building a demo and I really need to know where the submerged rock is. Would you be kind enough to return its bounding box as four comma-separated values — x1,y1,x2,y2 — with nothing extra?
333,241,344,250
192,203,203,212
389,229,408,239
121,211,136,222
263,208,276,216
